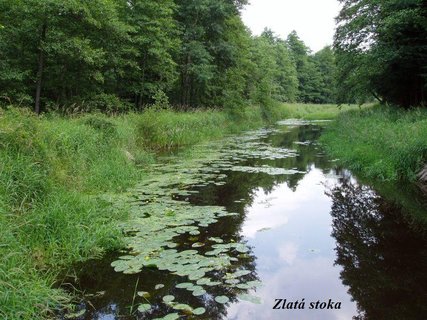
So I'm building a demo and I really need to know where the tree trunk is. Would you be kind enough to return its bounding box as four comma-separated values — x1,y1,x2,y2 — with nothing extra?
35,23,47,115
371,91,384,105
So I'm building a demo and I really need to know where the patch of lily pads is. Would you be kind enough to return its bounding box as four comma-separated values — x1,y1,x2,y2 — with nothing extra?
110,126,305,318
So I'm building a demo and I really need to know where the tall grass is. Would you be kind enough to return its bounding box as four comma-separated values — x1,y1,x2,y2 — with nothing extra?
0,103,353,318
137,106,270,150
321,105,427,181
279,103,363,120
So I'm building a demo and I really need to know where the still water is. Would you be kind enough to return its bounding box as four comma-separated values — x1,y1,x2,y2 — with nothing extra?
62,121,427,320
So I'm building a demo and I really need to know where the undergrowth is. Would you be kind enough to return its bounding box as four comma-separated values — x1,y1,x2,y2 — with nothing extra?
321,105,427,181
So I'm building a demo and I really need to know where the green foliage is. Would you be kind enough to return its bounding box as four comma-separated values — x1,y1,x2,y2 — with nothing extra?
0,0,132,111
0,0,339,113
321,105,427,181
280,103,362,120
118,0,179,108
287,31,327,103
334,0,427,107
0,110,143,319
313,46,338,103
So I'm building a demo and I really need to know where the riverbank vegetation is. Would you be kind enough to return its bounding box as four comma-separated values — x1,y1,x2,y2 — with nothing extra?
320,0,427,182
321,105,427,182
1,103,356,319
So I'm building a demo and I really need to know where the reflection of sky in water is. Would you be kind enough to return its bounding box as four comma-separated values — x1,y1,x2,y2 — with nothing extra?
228,168,357,320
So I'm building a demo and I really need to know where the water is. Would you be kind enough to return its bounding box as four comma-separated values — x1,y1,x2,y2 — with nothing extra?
61,121,427,320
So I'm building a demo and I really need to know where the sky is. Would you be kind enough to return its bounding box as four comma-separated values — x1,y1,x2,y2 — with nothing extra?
241,0,341,53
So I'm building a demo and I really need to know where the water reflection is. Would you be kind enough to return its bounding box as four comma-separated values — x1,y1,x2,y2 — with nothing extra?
227,168,357,320
62,123,426,320
328,178,427,320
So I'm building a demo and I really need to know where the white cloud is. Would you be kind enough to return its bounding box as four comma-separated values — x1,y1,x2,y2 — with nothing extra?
278,242,298,265
241,0,341,52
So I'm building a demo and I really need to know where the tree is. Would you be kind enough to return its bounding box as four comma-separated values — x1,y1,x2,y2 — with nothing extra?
118,0,179,109
335,0,427,107
261,29,298,103
172,0,248,107
286,31,324,103
313,46,337,103
0,0,131,113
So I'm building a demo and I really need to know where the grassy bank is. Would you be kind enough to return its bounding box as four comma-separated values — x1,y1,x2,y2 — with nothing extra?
0,103,357,318
280,103,361,120
321,105,427,181
0,104,285,319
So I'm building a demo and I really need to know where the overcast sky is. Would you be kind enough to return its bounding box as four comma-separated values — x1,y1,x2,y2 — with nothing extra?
241,0,341,53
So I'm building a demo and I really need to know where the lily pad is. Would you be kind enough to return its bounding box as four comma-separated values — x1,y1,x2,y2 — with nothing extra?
176,282,193,289
208,237,224,243
192,289,206,297
192,307,206,315
172,304,193,312
153,313,180,320
137,304,151,313
191,242,205,248
215,296,230,304
233,270,252,277
162,295,175,303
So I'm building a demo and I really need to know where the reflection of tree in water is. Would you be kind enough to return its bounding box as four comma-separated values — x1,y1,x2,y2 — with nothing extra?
328,179,427,320
189,125,333,213
63,123,335,319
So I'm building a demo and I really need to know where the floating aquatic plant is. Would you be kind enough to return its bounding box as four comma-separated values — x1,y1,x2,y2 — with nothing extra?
109,125,307,318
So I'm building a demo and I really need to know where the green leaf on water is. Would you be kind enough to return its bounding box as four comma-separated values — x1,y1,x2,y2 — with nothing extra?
172,304,193,312
162,295,175,303
155,284,165,290
233,270,251,277
215,296,230,304
137,304,151,313
192,242,204,248
175,282,193,289
189,271,205,280
186,285,203,292
153,313,180,320
196,278,211,285
192,307,206,315
192,289,206,297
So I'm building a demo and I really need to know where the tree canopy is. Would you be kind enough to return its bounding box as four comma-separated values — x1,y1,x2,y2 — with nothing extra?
334,0,427,107
0,0,347,113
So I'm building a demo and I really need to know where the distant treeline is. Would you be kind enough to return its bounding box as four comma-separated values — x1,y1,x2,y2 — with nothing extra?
0,0,337,113
2,0,424,113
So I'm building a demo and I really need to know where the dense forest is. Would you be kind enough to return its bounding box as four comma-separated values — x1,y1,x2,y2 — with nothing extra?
1,1,426,113
0,0,338,114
